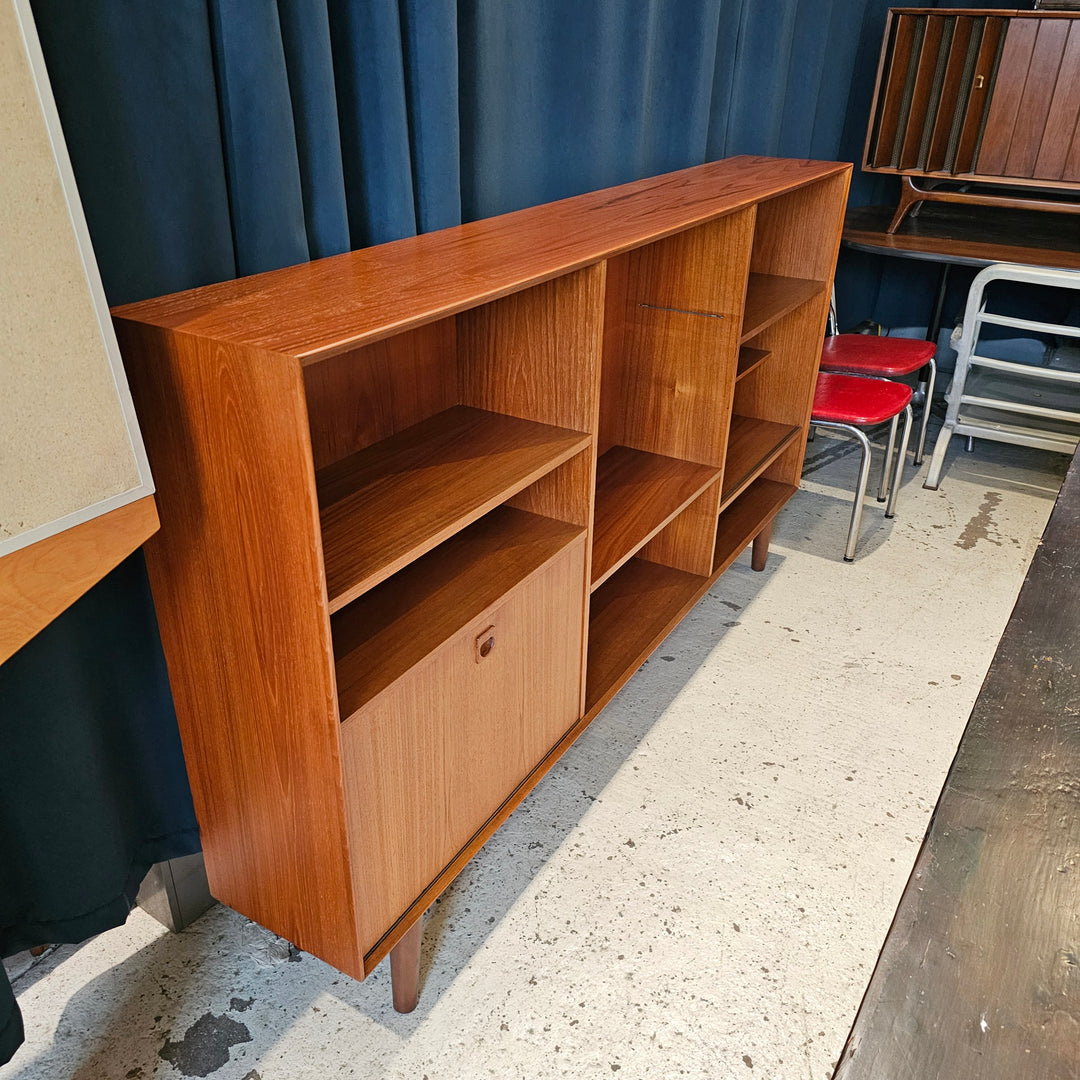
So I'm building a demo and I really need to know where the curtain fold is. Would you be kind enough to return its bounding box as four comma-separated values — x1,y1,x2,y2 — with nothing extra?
5,0,1007,1064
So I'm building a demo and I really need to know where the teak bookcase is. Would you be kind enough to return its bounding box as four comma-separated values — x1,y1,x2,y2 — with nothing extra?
112,155,850,1011
865,8,1080,231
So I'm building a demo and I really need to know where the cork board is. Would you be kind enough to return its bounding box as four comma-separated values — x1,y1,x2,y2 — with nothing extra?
0,1,152,557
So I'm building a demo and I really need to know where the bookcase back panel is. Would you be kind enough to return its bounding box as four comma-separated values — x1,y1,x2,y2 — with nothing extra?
599,210,755,466
457,265,606,434
302,319,458,472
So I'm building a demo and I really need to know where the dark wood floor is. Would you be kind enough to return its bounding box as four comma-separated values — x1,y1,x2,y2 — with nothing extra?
835,450,1080,1079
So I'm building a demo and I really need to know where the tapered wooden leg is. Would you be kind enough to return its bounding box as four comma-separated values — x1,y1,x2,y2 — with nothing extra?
390,917,423,1013
751,521,773,572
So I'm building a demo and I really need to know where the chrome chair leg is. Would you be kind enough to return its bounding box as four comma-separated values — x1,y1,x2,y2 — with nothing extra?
814,419,872,562
878,414,898,502
913,357,936,466
885,404,913,519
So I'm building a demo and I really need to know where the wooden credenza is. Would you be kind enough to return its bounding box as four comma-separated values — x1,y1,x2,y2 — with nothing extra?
865,8,1080,230
112,156,850,1009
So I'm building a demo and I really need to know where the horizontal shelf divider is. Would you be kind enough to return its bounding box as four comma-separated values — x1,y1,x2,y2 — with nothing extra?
591,445,721,591
333,506,585,722
740,272,824,342
317,405,591,612
736,344,772,381
720,415,801,510
714,478,797,576
585,557,708,716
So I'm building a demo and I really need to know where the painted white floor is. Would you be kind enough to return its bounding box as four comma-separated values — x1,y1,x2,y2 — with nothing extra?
2,419,1068,1080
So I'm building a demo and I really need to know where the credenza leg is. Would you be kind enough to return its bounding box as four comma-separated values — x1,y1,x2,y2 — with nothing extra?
751,521,773,572
390,915,423,1013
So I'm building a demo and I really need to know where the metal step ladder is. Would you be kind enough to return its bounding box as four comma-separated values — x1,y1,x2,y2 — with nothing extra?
924,263,1080,490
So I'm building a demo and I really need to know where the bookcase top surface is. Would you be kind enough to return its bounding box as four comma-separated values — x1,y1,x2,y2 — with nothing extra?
112,155,848,364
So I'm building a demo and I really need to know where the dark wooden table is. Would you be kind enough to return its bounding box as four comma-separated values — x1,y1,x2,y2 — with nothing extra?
843,202,1080,344
844,202,1080,271
834,447,1080,1079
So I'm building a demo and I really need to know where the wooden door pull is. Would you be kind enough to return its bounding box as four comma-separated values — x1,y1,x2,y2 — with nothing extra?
475,626,495,662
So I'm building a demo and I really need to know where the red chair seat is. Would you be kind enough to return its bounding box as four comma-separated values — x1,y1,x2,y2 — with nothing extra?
812,371,913,427
820,333,935,376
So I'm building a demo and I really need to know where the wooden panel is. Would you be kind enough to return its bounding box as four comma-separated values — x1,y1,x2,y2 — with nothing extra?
640,478,721,577
1036,21,1080,181
343,537,585,955
584,557,707,716
112,319,364,979
316,406,590,611
332,506,584,721
736,345,771,381
926,16,976,173
835,450,1080,1080
599,210,754,466
112,157,848,363
750,172,851,284
591,446,720,589
898,14,948,171
869,13,922,168
1004,18,1071,178
955,17,1007,174
458,264,605,435
302,320,457,472
0,494,158,665
713,479,795,576
978,17,1040,176
720,416,800,508
740,274,824,343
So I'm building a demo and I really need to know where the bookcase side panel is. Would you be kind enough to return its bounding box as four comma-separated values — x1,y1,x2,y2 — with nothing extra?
115,320,364,978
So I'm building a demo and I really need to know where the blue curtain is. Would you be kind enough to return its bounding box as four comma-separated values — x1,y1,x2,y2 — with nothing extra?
2,0,1011,1063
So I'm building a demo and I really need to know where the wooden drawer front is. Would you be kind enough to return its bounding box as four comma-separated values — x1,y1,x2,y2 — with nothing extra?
343,535,585,953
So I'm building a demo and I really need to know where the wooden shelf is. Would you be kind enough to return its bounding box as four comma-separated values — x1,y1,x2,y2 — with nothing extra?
332,506,584,724
720,415,800,509
713,478,796,575
739,273,824,342
585,557,707,715
317,406,590,612
736,345,771,381
591,446,720,590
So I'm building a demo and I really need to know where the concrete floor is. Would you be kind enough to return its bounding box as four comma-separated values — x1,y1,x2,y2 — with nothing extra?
2,417,1069,1080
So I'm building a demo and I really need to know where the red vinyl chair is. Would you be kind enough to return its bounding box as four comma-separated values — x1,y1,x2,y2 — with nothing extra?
819,300,937,471
811,371,913,561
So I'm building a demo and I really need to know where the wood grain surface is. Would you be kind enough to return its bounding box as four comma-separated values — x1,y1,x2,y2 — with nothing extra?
342,537,585,956
591,446,720,589
740,274,824,343
112,157,848,362
835,448,1080,1080
585,557,707,716
720,416,800,508
113,319,365,979
316,406,590,611
843,202,1080,269
713,479,796,576
332,506,584,721
0,494,158,665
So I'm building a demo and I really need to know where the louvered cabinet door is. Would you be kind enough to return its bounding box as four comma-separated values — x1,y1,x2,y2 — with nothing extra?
864,9,1080,186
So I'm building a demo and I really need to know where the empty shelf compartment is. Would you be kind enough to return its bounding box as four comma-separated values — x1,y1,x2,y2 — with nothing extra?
317,405,590,611
740,273,824,342
721,415,800,509
713,478,796,575
591,445,720,589
585,557,707,715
